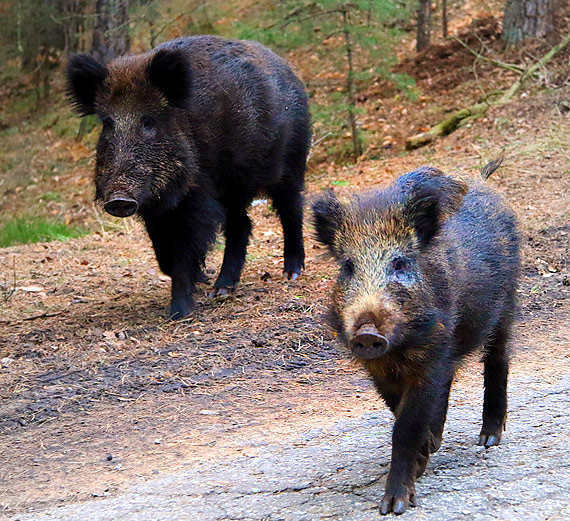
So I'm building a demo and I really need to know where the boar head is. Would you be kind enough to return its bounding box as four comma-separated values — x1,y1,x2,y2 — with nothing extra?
67,49,197,217
312,168,468,362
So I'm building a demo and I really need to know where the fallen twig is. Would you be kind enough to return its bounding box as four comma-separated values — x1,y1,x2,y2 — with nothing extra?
481,151,505,179
22,310,65,322
453,36,526,74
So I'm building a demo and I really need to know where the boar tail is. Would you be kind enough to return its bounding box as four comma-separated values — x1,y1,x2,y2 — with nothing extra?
480,152,505,180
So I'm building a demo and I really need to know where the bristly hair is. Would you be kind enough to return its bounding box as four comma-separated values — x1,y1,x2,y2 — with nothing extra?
66,54,108,116
147,49,192,109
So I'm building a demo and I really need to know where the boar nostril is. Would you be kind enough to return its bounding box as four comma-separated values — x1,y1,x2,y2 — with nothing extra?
348,324,389,359
104,197,139,217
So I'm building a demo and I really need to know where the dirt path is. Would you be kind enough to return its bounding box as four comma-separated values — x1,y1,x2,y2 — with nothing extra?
8,313,570,521
1,90,569,520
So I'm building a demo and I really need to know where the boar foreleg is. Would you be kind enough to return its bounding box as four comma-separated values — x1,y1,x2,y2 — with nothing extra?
380,370,452,515
144,195,221,318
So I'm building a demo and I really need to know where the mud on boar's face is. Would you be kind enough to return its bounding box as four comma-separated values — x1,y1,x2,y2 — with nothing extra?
67,50,197,217
312,171,468,361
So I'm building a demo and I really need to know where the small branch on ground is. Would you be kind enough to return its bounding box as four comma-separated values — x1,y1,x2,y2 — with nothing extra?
481,152,505,179
1,256,17,304
0,310,66,325
452,36,526,74
22,310,65,321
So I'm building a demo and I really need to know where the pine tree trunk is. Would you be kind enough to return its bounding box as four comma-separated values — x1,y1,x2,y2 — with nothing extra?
60,0,84,54
92,0,130,63
341,8,363,159
442,0,448,38
502,0,554,45
417,0,432,51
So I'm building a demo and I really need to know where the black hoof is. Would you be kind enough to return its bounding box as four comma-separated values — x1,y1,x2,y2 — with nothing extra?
380,489,416,516
208,285,236,298
169,300,194,320
430,433,442,453
478,433,501,447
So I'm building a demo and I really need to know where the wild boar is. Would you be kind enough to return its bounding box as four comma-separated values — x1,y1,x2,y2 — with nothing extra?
312,167,519,514
67,36,311,317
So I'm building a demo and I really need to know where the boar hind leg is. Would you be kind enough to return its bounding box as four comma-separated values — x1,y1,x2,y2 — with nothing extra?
268,184,305,280
479,322,511,447
211,205,252,295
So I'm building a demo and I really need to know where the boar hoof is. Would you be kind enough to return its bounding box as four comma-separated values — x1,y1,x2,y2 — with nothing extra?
478,432,501,448
380,487,416,516
429,432,442,453
208,286,236,298
169,301,194,320
284,270,301,281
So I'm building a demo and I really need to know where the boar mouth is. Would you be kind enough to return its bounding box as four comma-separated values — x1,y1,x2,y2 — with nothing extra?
348,323,390,359
104,196,139,217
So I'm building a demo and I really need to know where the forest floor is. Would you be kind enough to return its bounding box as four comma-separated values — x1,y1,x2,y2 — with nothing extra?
1,9,570,521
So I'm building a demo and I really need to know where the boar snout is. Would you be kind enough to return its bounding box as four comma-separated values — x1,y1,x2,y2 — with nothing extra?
104,196,139,218
348,324,389,359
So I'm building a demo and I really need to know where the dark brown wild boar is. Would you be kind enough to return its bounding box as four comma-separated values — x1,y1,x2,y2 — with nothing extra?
67,36,311,318
312,167,519,515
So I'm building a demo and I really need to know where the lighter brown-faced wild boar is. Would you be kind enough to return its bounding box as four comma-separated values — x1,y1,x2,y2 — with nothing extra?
313,166,519,515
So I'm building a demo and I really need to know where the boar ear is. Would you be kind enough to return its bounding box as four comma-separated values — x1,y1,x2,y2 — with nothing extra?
66,54,108,116
407,192,441,246
312,190,344,251
148,49,192,109
407,177,468,246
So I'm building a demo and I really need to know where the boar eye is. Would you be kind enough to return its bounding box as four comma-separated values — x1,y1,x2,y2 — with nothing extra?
341,259,355,277
392,257,407,272
141,115,156,131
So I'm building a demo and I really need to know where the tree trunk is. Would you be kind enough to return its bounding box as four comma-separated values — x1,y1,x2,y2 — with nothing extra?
442,0,448,38
502,0,554,45
341,8,363,159
417,0,432,51
92,0,130,63
60,0,84,54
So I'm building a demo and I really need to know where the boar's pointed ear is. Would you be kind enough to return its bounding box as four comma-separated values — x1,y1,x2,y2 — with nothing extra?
407,192,441,246
312,190,344,251
66,54,108,116
148,49,192,109
406,176,468,246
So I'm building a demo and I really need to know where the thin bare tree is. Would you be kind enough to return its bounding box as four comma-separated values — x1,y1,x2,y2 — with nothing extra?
417,0,432,51
92,0,130,63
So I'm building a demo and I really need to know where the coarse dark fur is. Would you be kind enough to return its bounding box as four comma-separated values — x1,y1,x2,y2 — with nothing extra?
312,166,519,515
67,36,311,318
